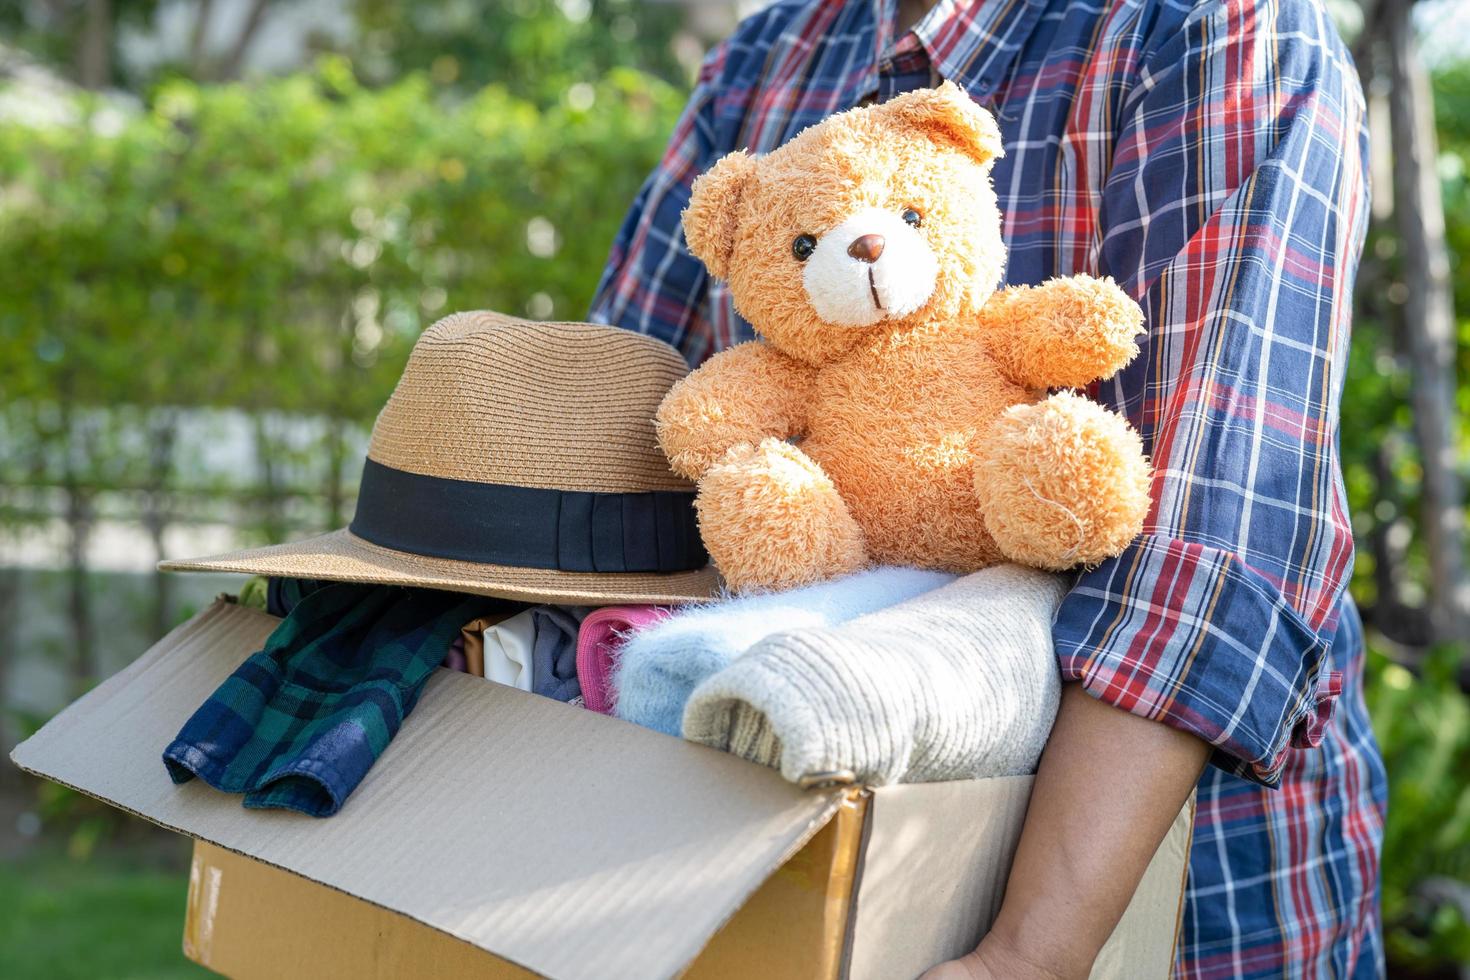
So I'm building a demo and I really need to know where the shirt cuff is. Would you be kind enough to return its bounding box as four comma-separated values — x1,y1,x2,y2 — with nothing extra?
1052,535,1343,787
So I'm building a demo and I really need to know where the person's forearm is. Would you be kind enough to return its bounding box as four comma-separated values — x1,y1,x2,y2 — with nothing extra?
981,683,1210,978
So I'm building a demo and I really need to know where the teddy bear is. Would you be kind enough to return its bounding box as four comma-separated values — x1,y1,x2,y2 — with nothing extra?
656,81,1152,593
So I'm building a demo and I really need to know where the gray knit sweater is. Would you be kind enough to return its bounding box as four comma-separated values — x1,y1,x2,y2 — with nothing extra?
681,565,1066,786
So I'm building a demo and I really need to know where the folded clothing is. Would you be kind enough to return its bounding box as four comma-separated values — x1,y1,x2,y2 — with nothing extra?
576,605,671,714
267,578,529,683
682,565,1066,786
443,639,469,674
265,577,332,617
613,567,955,737
448,606,586,703
528,605,588,702
163,582,486,817
476,610,536,691
446,609,520,675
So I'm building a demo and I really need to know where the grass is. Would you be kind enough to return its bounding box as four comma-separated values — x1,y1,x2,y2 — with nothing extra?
0,850,208,980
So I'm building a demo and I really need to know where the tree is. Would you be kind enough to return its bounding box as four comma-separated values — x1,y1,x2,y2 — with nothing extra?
1355,0,1469,648
0,0,159,90
75,0,111,88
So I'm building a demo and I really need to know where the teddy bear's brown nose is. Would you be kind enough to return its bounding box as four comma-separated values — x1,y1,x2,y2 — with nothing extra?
847,234,885,263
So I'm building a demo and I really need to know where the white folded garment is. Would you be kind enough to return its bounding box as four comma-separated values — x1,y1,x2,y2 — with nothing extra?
681,564,1066,786
481,610,535,691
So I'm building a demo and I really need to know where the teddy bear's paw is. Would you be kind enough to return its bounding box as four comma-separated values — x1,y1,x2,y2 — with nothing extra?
995,276,1144,388
974,392,1151,570
697,439,868,593
1052,274,1145,378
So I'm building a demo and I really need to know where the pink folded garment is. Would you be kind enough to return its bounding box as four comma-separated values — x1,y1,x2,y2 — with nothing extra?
577,605,671,714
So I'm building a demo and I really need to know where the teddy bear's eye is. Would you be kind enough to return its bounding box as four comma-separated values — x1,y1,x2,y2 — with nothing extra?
792,234,817,261
902,208,923,228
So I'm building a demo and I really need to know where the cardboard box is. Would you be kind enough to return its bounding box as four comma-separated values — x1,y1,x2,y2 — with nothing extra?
14,600,1194,979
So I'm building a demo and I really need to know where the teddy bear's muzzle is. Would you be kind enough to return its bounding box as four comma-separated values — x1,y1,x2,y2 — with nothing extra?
802,208,939,328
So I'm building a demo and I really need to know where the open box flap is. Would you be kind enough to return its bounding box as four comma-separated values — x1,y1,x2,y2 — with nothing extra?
12,600,844,980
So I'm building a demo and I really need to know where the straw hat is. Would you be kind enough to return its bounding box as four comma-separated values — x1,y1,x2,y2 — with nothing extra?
162,312,721,605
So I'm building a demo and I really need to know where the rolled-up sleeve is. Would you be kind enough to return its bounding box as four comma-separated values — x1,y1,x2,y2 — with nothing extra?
1054,0,1368,786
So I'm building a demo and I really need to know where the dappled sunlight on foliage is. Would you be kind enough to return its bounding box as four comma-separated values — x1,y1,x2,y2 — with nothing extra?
0,58,683,419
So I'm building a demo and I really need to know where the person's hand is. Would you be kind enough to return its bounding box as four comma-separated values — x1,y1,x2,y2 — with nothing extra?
920,685,1207,980
917,933,1072,980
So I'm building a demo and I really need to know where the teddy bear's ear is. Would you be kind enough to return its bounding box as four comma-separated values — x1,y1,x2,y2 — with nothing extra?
882,80,1004,165
682,150,757,280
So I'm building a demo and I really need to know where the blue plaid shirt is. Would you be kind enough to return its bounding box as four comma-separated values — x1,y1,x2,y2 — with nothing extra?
591,1,1387,975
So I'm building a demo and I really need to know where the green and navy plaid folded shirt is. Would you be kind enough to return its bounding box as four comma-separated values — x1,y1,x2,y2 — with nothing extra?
163,582,486,817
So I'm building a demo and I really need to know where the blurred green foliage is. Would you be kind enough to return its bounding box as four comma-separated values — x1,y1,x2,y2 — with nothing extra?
349,0,689,105
0,57,681,416
0,0,685,101
1365,644,1470,970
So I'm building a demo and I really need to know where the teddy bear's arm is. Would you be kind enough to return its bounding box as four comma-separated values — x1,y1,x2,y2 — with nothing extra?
979,275,1144,389
654,341,816,480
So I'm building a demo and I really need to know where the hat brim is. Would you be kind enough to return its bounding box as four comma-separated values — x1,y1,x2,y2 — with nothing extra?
160,528,722,606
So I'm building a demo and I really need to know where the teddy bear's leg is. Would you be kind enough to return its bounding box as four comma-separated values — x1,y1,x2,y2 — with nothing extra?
697,438,868,592
973,391,1152,570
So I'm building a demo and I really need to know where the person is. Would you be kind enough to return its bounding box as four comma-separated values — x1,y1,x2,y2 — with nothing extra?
590,0,1385,976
